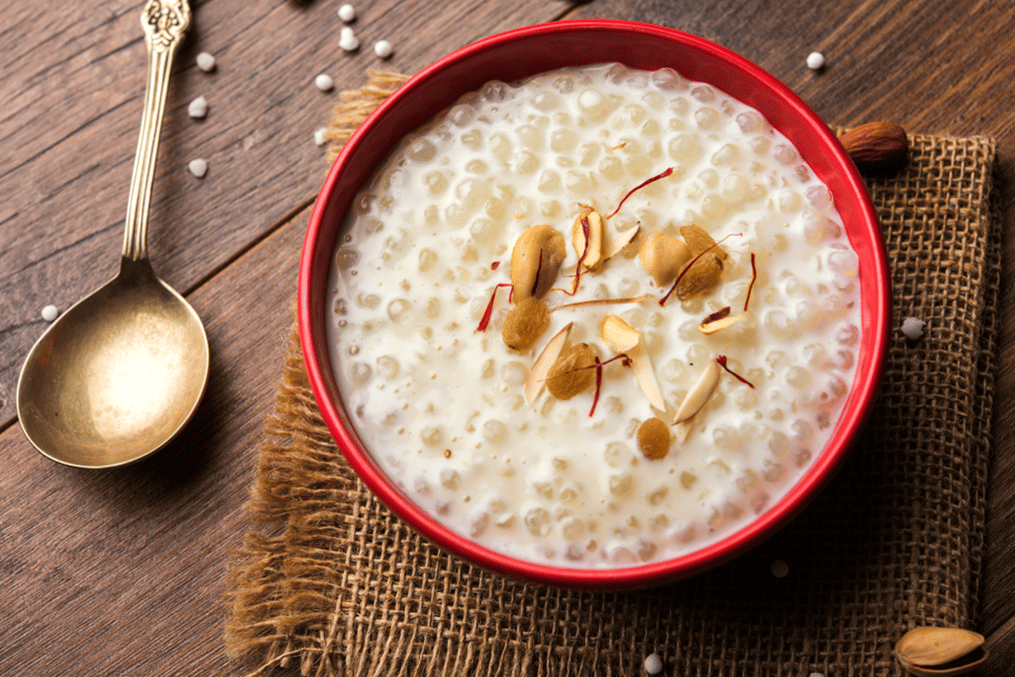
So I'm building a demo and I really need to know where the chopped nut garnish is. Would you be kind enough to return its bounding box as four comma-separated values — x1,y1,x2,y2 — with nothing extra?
511,224,566,301
637,417,671,460
600,315,666,411
572,205,605,272
638,231,691,286
601,314,641,353
502,297,550,351
525,322,572,403
546,343,600,400
698,306,747,334
673,359,720,424
659,231,739,306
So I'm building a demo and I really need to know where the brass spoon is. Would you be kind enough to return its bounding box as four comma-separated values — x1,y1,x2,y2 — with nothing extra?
16,0,208,469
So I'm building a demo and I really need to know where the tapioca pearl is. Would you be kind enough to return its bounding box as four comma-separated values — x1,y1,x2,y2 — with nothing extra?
418,247,439,272
562,170,592,195
793,164,811,183
686,343,712,367
386,300,412,324
577,89,612,122
696,167,720,189
549,127,578,153
648,67,684,92
768,430,791,457
805,185,832,210
348,362,373,386
578,142,600,166
689,85,716,104
376,355,400,381
721,173,749,203
694,106,721,130
608,472,635,497
749,135,771,156
355,292,381,310
524,507,552,537
612,103,647,129
423,170,448,197
500,361,528,388
791,419,814,443
735,110,767,134
529,90,560,112
764,309,796,338
765,349,789,371
598,155,623,182
803,343,829,369
517,123,543,150
535,169,560,193
536,199,560,219
439,467,460,490
711,143,739,167
551,75,574,94
773,143,799,165
813,375,848,407
701,194,727,221
604,441,633,469
828,247,859,279
454,177,490,211
734,387,759,411
786,366,811,390
777,189,802,213
668,133,702,164
712,425,741,450
468,217,498,245
465,158,488,174
832,349,855,371
407,138,437,163
488,132,512,161
516,150,540,174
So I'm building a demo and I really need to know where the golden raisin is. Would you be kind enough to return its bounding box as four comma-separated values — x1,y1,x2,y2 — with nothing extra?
502,297,551,351
637,417,671,460
546,343,599,400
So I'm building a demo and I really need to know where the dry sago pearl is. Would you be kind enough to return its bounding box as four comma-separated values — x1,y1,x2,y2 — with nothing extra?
196,51,216,72
902,316,926,339
339,26,360,52
188,158,208,178
41,305,59,322
187,95,208,119
314,127,327,146
374,40,393,59
315,73,334,92
338,3,356,22
770,559,790,578
644,652,663,675
806,51,825,70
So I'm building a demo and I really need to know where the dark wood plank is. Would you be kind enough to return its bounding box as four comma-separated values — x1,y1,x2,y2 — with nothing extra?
570,0,1015,659
0,0,581,425
0,205,308,677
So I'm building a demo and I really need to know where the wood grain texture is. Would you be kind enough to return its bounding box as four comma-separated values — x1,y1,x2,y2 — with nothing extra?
3,0,1015,674
568,0,1015,670
0,0,579,426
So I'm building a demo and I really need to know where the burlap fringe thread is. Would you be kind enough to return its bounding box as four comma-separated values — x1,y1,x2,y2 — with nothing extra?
225,70,1001,677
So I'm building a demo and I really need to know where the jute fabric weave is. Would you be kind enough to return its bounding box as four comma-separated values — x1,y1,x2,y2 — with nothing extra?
225,71,1001,677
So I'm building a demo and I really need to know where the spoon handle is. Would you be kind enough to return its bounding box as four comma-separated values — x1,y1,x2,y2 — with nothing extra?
122,0,191,263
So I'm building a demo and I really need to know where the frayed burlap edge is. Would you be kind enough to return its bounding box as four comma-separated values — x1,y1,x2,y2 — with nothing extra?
225,71,1002,677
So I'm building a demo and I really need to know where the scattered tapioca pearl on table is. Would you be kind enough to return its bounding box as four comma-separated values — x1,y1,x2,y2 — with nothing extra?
314,128,327,147
902,316,926,339
374,40,393,59
771,559,790,578
315,73,335,92
339,26,360,51
806,51,825,70
187,95,208,119
188,158,208,178
338,3,356,22
196,51,216,72
643,653,663,675
41,305,59,322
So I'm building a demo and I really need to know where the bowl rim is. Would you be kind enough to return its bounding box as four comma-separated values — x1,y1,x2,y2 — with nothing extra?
299,19,891,589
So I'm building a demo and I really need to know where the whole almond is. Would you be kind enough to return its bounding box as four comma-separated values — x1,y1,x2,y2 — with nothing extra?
511,224,566,301
839,121,908,173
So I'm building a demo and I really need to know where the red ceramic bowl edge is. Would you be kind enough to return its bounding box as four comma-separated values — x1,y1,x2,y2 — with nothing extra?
299,19,891,590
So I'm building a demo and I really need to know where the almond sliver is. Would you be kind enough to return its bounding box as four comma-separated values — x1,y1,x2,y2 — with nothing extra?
699,311,748,335
525,322,572,403
600,314,640,353
628,343,667,412
602,224,641,261
673,359,720,424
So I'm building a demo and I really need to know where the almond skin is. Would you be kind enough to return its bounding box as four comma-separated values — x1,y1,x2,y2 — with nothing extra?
839,121,908,173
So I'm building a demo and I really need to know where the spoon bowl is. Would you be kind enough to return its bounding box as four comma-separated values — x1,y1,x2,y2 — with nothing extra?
17,260,208,468
16,0,206,468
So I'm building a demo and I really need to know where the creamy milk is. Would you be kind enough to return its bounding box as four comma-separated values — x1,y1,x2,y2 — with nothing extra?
326,63,861,569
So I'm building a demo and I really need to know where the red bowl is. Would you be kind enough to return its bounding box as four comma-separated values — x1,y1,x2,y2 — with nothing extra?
299,20,890,589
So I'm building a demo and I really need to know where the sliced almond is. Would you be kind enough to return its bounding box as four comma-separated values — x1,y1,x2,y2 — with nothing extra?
602,224,642,261
572,206,604,271
524,322,572,403
638,231,691,287
699,310,748,335
628,342,667,411
600,315,666,411
673,359,720,424
600,315,641,353
511,224,566,302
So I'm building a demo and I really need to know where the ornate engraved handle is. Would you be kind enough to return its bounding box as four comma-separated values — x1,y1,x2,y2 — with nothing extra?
122,0,191,262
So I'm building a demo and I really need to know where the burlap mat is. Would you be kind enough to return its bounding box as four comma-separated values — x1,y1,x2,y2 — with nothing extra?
225,72,1001,677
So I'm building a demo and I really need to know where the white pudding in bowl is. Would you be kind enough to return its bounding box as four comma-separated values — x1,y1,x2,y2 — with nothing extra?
326,63,860,569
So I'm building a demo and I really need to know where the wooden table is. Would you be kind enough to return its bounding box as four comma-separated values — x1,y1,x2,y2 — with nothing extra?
3,1,1013,674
